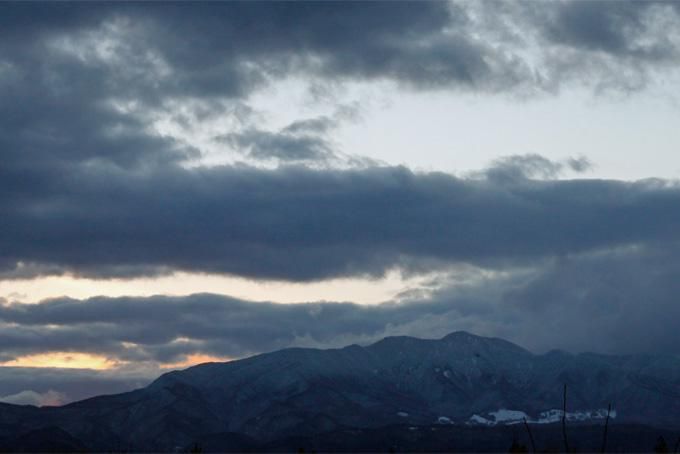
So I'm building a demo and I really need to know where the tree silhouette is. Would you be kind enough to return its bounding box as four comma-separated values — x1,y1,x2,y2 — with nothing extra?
655,436,670,453
509,438,528,453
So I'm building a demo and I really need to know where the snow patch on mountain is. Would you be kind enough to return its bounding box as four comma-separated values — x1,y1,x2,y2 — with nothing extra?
534,408,616,424
490,409,529,423
468,414,492,425
467,408,615,426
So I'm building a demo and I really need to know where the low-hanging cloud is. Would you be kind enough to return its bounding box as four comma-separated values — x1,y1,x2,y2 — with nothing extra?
2,239,680,363
2,239,680,404
0,389,66,407
0,366,156,406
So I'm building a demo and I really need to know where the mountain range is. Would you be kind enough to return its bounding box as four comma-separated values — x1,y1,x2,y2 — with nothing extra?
1,331,680,451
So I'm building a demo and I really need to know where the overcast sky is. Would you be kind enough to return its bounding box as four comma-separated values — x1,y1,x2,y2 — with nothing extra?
2,1,680,406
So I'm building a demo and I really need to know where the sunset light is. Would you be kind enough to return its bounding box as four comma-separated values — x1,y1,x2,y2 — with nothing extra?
1,353,118,370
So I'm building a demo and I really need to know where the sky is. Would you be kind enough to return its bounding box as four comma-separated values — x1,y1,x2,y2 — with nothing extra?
2,0,680,406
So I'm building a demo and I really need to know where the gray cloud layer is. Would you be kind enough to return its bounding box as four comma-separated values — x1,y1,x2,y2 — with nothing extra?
2,238,680,402
19,1,680,94
3,238,680,361
4,163,680,281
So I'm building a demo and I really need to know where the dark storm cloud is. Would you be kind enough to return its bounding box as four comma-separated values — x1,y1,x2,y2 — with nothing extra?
531,1,680,91
3,1,678,107
0,160,680,280
543,1,671,59
0,1,505,101
119,1,530,94
2,161,680,281
0,31,195,171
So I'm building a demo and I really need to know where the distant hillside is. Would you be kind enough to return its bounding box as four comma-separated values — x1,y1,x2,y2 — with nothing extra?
1,331,680,451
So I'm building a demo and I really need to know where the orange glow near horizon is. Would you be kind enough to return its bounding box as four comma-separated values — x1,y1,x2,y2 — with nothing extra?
161,353,233,370
0,352,232,372
0,352,118,370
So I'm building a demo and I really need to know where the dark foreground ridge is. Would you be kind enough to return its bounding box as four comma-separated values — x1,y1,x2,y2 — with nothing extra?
1,331,680,452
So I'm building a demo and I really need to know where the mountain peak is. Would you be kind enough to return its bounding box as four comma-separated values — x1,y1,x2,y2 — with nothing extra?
441,331,532,355
3,332,680,452
441,330,482,341
367,334,431,352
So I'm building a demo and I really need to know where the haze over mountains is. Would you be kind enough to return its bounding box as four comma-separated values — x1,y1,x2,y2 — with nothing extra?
1,332,679,451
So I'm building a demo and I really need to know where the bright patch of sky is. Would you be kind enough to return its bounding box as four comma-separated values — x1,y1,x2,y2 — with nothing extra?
0,270,437,306
149,74,680,180
0,353,117,370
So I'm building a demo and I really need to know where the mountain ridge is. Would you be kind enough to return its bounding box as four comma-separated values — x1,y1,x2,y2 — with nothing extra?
1,331,680,451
